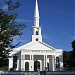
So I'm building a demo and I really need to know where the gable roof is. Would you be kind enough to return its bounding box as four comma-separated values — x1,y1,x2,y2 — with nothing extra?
9,41,63,56
16,41,56,51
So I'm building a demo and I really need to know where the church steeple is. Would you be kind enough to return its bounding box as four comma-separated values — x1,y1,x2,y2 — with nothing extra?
32,0,42,42
34,0,39,27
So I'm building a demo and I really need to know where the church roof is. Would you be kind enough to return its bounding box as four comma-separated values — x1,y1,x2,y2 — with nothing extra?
16,41,56,51
9,41,63,56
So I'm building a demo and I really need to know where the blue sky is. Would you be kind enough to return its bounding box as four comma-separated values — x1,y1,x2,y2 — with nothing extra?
1,0,74,51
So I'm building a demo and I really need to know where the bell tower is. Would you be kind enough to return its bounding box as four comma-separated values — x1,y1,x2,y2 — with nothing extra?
32,0,42,42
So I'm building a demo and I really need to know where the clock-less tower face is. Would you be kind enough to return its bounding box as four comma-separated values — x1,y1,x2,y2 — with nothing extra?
32,0,42,42
32,26,42,42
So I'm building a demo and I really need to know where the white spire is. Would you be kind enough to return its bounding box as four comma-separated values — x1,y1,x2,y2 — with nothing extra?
34,0,39,18
34,0,39,27
32,0,42,42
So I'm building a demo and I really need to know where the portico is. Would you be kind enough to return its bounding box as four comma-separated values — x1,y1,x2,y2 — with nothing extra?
9,48,63,71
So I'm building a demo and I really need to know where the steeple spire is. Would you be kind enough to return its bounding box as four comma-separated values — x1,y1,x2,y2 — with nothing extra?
32,0,42,42
34,0,39,27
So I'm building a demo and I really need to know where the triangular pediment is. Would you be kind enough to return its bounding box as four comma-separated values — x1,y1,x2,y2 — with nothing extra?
17,41,56,51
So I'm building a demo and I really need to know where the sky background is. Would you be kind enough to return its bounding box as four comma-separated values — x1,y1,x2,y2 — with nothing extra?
1,0,74,51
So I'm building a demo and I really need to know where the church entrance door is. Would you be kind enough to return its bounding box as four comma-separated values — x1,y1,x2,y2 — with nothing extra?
34,61,40,71
25,62,29,71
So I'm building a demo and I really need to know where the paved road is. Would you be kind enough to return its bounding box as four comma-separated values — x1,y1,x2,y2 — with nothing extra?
0,71,75,75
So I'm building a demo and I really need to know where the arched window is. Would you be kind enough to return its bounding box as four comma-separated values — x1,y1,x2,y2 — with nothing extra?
25,62,29,71
13,55,17,68
56,57,60,68
34,61,40,71
36,31,39,35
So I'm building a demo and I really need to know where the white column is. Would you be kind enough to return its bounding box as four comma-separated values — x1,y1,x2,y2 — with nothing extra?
23,55,25,71
21,54,22,71
44,55,45,70
16,59,19,70
29,55,32,71
40,60,41,71
32,54,33,60
46,55,47,68
20,51,24,71
31,55,34,71
52,55,55,71
21,55,24,71
9,57,13,70
39,60,42,71
49,57,50,71
55,56,56,71
32,54,34,71
19,50,21,71
30,54,31,60
39,28,41,35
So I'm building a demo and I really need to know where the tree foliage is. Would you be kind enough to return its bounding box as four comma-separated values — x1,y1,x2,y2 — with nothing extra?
63,51,72,70
63,40,75,70
70,40,75,67
0,0,26,67
71,40,75,52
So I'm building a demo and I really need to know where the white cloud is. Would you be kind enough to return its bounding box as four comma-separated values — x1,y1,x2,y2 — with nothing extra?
13,35,20,42
16,19,32,22
43,34,50,39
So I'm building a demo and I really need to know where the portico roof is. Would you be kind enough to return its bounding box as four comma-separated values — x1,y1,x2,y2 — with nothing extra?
17,41,56,50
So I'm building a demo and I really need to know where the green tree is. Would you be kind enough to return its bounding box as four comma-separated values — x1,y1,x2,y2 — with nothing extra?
63,51,72,70
63,40,75,70
0,0,26,67
70,40,75,68
72,40,75,52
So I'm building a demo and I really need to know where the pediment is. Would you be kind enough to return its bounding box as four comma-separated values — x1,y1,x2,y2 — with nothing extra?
17,41,56,51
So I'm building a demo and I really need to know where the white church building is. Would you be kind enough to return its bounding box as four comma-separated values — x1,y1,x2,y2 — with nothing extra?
9,0,63,71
